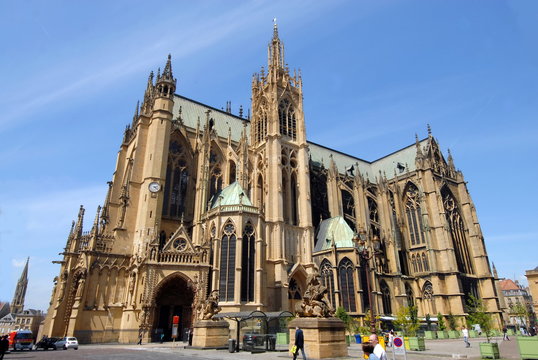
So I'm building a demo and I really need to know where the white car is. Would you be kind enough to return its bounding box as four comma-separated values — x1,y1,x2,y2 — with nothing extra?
54,337,79,350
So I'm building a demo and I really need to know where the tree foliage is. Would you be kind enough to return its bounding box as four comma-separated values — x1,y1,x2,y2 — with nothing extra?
446,312,457,330
466,295,493,342
437,312,446,331
394,305,420,336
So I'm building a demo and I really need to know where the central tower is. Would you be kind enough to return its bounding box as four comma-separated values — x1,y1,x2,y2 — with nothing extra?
250,23,314,309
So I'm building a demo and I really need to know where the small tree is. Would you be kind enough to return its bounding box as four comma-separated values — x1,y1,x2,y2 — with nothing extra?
446,312,457,331
426,313,432,331
335,307,356,335
437,312,446,331
467,295,493,342
394,305,420,336
511,303,529,327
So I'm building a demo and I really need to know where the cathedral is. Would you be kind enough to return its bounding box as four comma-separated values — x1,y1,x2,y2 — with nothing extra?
42,25,501,343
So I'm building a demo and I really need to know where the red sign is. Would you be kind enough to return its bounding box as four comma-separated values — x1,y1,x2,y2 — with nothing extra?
173,316,180,325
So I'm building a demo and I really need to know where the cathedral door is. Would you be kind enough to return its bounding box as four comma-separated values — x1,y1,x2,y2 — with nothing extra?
153,274,194,342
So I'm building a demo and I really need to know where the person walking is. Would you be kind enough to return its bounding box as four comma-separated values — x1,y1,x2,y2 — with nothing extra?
362,342,380,360
0,335,9,360
462,326,470,348
388,330,394,347
503,326,510,341
293,326,306,360
160,332,165,344
369,334,387,360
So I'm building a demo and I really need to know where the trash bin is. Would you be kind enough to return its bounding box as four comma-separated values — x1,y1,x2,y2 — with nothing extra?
228,339,236,353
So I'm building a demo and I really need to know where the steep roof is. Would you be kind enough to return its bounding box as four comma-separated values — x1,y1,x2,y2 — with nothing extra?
173,94,428,183
499,279,520,291
314,216,355,252
210,181,253,209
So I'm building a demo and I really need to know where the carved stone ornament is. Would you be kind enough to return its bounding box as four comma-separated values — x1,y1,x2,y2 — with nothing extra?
296,272,335,318
197,290,222,320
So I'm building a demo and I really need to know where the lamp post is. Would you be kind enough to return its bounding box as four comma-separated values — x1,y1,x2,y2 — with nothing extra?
353,229,381,334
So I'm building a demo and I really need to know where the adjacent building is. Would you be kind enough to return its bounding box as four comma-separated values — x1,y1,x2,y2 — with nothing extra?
499,278,536,329
42,25,501,343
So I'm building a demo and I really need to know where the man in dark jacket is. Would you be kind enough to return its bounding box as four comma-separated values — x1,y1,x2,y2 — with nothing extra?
293,326,306,360
0,335,9,360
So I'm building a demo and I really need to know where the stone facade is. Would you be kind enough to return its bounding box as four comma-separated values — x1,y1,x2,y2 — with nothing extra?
42,25,501,343
526,267,538,322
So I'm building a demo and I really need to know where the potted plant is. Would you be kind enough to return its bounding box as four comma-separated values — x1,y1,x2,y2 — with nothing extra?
511,303,538,359
394,305,425,351
447,312,460,338
436,313,448,339
467,295,499,359
424,314,437,339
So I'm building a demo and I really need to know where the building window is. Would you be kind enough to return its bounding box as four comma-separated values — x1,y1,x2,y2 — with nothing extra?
241,223,255,302
404,182,425,246
219,221,236,302
278,98,297,140
442,187,473,274
380,281,392,315
162,139,189,218
254,99,268,144
341,189,355,230
209,149,223,201
368,197,380,237
288,278,302,299
338,258,356,312
320,260,335,308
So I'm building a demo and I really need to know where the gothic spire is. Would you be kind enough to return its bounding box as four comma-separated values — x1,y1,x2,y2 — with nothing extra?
11,257,29,314
155,54,177,97
268,19,285,74
74,205,85,238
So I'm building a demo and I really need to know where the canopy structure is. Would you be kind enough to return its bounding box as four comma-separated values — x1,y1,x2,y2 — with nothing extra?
213,310,294,352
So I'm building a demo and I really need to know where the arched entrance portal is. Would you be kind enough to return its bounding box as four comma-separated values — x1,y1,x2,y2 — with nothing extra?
152,273,194,342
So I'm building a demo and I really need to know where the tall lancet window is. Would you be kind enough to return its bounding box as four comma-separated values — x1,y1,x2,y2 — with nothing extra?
241,222,255,302
338,257,356,312
163,139,189,218
278,98,297,140
380,281,392,315
404,183,425,246
219,221,236,302
320,260,335,308
209,149,223,201
255,100,268,144
368,197,380,237
442,187,474,274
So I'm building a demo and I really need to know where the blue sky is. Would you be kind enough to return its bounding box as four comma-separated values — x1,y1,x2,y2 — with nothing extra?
1,0,537,311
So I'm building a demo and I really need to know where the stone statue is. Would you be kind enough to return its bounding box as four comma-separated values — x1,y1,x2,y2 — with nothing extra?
198,290,221,320
296,273,335,318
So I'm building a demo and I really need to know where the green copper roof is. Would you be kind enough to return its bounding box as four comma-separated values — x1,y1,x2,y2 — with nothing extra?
314,216,355,252
210,181,253,209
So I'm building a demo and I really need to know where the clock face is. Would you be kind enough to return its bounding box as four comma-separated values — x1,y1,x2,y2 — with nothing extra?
149,182,161,193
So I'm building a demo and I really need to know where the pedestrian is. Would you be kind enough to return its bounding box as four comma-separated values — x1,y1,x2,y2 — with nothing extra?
388,330,394,347
502,326,510,341
160,332,164,344
293,326,306,360
0,335,9,360
369,334,387,360
137,332,143,345
362,342,380,360
462,326,470,348
188,328,193,346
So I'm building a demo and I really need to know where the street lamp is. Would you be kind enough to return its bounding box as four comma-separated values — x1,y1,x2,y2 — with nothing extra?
353,229,381,334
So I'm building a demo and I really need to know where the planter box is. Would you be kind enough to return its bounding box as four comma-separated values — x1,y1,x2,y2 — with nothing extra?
479,342,500,359
276,332,289,345
437,331,448,339
407,337,426,351
516,336,538,360
469,330,477,338
424,331,437,339
448,330,460,339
